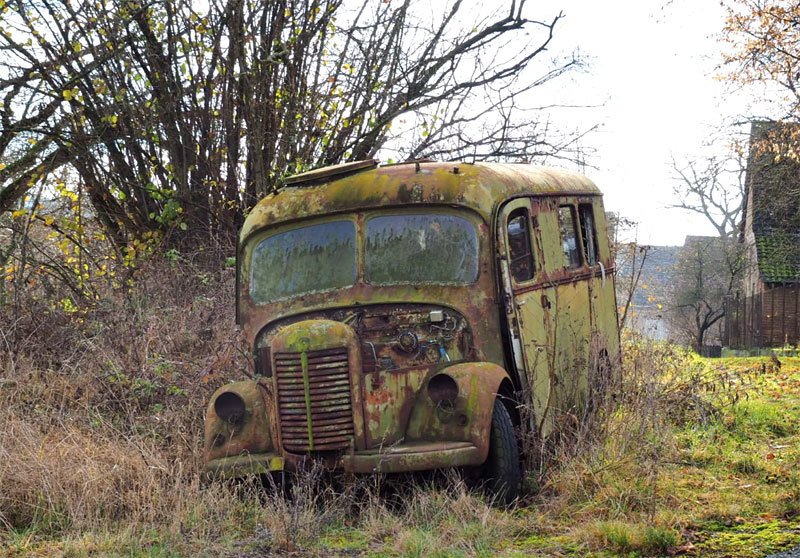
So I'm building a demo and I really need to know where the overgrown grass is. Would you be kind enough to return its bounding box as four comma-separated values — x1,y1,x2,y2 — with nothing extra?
1,257,799,557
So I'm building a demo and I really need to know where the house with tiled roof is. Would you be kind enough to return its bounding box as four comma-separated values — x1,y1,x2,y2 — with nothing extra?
725,122,800,349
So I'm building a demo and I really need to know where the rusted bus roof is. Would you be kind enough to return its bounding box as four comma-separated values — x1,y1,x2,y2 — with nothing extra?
241,161,601,242
744,122,800,284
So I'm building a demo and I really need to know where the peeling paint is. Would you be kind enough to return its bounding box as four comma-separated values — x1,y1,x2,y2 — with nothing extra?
204,160,619,480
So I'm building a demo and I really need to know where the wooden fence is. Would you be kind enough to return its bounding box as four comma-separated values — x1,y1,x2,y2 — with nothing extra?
725,285,800,348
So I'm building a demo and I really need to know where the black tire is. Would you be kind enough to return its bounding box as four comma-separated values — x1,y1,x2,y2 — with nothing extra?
481,398,521,506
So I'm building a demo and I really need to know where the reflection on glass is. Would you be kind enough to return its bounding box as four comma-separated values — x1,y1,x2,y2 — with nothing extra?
507,209,535,282
559,205,581,268
580,204,598,265
366,214,479,285
250,221,355,303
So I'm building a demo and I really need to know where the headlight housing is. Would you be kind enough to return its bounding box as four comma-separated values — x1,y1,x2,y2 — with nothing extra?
204,381,273,463
214,391,246,424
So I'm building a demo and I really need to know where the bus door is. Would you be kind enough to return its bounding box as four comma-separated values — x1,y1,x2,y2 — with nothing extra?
498,198,556,437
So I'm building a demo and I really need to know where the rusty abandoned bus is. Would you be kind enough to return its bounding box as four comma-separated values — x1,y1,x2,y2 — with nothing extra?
203,160,620,503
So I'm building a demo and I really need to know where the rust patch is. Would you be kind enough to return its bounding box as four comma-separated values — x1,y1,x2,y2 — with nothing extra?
204,160,621,481
274,346,355,452
366,386,392,406
204,381,273,462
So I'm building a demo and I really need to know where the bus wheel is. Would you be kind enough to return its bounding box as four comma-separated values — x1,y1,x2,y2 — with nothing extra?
481,398,521,506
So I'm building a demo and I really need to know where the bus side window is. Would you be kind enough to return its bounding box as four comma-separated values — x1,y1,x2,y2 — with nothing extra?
579,204,598,265
558,205,581,268
507,208,535,282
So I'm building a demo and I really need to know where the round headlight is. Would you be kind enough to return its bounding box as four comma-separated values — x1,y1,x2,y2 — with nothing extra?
214,391,246,424
427,373,459,405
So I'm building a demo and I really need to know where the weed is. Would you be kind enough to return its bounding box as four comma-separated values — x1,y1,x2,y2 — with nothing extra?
778,473,800,519
733,400,795,438
733,455,762,475
590,520,680,555
593,520,635,553
641,525,680,554
1,257,800,557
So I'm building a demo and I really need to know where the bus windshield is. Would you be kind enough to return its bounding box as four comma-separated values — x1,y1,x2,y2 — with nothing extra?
249,213,479,303
365,214,478,285
249,220,356,304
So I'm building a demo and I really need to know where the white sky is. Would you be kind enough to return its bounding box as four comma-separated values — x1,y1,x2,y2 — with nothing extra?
536,0,747,246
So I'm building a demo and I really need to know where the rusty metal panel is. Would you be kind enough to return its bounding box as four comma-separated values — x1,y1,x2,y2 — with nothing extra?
274,347,355,452
240,162,602,244
258,305,478,450
204,381,273,463
239,208,505,372
552,280,591,411
587,198,621,362
497,195,618,437
405,362,508,463
284,159,378,185
269,319,366,452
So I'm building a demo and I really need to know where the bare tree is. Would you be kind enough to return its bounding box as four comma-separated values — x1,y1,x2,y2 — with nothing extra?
0,0,587,251
668,145,746,350
670,151,746,238
668,236,744,351
608,214,652,331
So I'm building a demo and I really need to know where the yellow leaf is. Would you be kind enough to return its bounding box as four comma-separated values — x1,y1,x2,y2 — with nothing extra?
62,89,75,101
11,209,26,219
44,216,55,226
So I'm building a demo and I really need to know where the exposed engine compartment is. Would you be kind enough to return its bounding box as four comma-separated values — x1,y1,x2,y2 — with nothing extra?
255,304,474,375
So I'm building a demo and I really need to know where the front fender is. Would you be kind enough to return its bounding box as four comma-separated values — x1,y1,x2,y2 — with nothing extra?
204,380,273,463
405,362,511,463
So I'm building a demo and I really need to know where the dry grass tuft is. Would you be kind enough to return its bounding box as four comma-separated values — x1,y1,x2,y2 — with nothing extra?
0,254,247,542
1,253,796,557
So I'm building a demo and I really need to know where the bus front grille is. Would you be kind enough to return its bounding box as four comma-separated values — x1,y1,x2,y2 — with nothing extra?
274,347,354,452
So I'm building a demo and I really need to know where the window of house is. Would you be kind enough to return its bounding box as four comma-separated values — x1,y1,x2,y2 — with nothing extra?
579,204,599,265
507,208,535,282
558,205,581,268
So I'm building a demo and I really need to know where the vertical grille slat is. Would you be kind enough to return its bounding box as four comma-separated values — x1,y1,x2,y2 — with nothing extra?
274,347,354,453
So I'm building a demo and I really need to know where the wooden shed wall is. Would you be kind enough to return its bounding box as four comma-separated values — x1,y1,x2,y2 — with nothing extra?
725,285,800,348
